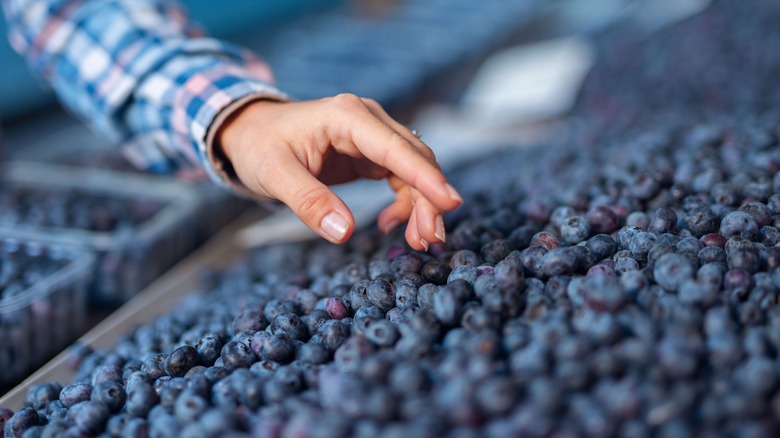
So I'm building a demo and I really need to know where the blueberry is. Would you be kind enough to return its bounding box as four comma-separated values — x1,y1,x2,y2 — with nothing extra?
220,341,257,369
698,246,727,265
125,378,157,418
25,382,62,411
586,206,619,234
449,250,480,268
4,407,42,438
519,245,548,278
67,401,110,434
364,320,400,347
174,390,209,424
628,231,659,262
586,234,618,260
271,312,309,341
530,231,560,251
541,247,579,277
59,382,93,408
739,202,772,228
346,279,372,310
480,239,514,264
551,206,577,231
90,380,126,414
366,278,396,311
616,226,643,251
720,211,759,240
625,211,650,230
141,354,168,380
317,320,350,352
390,281,417,311
392,253,423,275
263,298,299,322
163,346,201,377
582,275,625,312
230,308,267,334
560,215,592,244
433,285,468,326
727,247,761,274
420,261,451,285
447,265,478,286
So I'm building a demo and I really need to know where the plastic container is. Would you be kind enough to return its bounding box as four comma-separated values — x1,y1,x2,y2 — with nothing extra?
0,162,202,307
13,126,253,246
0,240,93,385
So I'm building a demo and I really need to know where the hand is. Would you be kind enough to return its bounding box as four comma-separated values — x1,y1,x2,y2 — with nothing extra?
217,93,463,250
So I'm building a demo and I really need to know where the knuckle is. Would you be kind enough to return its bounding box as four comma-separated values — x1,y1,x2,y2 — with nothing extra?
292,184,332,222
332,93,365,111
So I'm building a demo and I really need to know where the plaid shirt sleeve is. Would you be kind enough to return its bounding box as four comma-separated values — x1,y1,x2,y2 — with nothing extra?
1,0,290,193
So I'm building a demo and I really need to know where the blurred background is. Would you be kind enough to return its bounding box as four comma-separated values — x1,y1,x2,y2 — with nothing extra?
0,0,709,158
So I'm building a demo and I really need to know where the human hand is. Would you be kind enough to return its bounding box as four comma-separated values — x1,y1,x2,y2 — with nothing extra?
216,93,463,251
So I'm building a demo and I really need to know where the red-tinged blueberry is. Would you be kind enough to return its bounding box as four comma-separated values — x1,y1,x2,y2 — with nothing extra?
700,233,727,248
531,231,560,251
586,206,620,234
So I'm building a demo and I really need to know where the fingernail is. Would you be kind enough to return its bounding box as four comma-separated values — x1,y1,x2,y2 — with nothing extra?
381,219,401,235
321,211,349,242
419,238,429,251
434,215,446,242
445,183,463,204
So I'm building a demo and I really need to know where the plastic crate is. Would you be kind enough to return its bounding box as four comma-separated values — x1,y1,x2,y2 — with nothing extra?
0,162,202,307
0,240,93,385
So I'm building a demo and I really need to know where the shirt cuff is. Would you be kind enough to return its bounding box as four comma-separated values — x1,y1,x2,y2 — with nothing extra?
171,63,291,198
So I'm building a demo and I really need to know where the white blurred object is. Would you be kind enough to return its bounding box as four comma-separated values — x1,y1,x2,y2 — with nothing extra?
459,36,596,126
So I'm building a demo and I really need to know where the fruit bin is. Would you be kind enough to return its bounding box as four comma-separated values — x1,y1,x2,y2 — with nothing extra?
0,162,202,307
0,240,94,386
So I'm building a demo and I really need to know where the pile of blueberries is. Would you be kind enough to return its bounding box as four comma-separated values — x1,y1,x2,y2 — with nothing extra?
0,185,165,233
6,0,780,436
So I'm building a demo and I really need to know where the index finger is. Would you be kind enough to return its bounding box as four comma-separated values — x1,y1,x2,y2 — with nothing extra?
329,98,462,211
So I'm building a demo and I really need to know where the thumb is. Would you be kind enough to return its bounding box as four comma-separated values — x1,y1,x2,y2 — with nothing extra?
268,159,355,244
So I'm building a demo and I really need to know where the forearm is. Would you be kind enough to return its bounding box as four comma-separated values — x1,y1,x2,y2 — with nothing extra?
2,0,288,188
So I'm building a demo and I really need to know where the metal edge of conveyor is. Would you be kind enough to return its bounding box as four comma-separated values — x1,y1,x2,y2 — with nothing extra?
0,205,274,410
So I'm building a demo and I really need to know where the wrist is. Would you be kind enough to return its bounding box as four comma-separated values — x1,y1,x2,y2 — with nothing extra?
216,98,281,165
